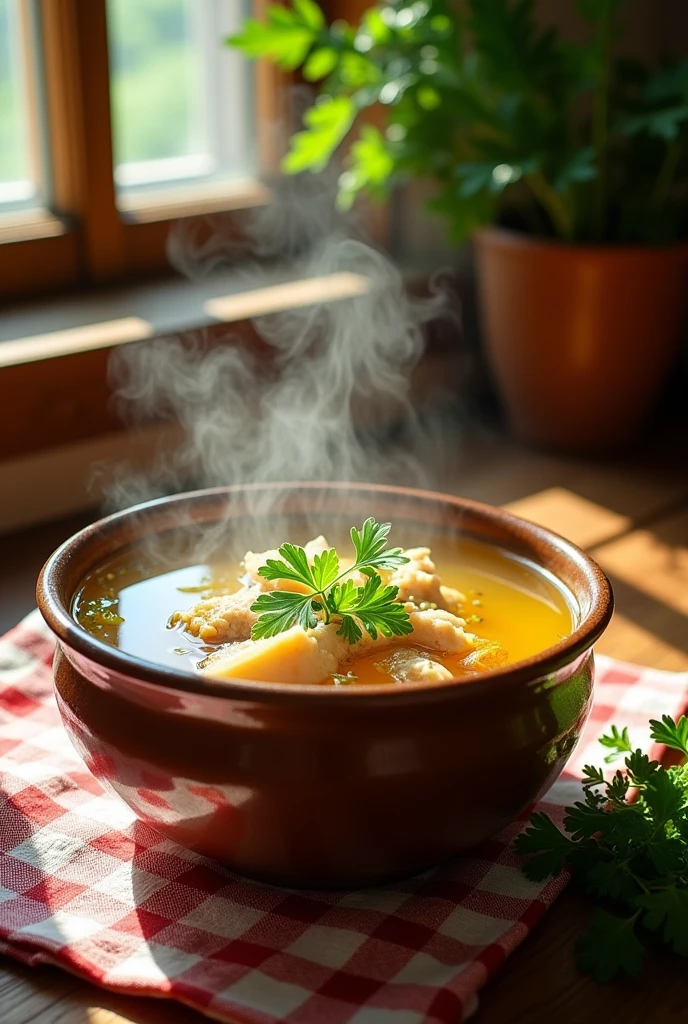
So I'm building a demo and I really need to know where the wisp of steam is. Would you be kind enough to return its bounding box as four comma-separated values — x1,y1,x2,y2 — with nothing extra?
98,174,464,556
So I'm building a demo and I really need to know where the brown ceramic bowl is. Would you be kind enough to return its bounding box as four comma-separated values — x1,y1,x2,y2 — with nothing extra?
37,483,613,887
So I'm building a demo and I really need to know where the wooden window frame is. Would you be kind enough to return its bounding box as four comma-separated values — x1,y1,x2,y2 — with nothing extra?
0,0,281,300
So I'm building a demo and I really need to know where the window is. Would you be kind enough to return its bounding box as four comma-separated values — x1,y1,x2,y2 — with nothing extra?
108,0,253,197
0,0,273,298
0,0,45,213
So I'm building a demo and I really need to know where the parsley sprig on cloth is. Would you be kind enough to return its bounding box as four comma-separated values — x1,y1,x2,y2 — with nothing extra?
516,715,688,981
250,518,413,645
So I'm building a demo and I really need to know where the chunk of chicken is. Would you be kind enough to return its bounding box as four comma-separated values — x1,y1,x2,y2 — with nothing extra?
390,548,464,613
170,586,259,644
404,607,475,654
243,536,331,593
373,647,453,684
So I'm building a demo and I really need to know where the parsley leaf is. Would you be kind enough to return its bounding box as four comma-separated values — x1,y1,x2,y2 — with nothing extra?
331,573,414,644
250,591,317,639
599,724,633,762
576,910,644,982
251,518,411,646
337,613,363,646
350,517,409,573
636,887,688,956
257,542,317,589
625,749,661,786
581,764,605,789
326,577,358,615
517,713,688,981
311,548,340,591
514,811,577,881
643,768,687,828
650,714,688,758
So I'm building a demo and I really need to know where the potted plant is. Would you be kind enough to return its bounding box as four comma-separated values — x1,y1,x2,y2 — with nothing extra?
228,0,688,453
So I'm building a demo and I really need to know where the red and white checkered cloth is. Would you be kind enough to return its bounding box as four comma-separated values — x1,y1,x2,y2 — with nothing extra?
1,611,687,1024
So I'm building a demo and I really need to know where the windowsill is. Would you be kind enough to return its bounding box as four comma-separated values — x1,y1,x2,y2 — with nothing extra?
0,208,70,244
0,266,374,368
118,178,272,224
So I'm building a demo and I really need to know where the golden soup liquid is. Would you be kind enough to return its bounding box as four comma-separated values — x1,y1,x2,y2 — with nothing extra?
74,532,575,685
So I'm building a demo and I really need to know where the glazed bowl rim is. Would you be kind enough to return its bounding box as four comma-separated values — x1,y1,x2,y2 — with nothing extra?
37,482,613,706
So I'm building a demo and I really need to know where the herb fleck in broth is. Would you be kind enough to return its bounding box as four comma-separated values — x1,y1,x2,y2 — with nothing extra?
73,528,575,685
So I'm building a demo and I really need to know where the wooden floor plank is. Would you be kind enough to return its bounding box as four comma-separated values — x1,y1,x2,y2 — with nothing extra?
504,487,632,548
593,508,688,617
475,887,688,1024
0,961,213,1024
592,507,688,671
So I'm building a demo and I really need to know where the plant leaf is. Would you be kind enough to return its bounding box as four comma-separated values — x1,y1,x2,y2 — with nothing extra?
227,11,316,71
586,858,634,899
303,46,338,81
625,749,661,786
328,578,359,615
599,724,633,762
515,811,576,880
646,58,688,102
619,106,688,141
576,909,644,982
649,715,688,758
293,0,325,32
347,574,413,640
553,147,597,191
257,542,316,589
467,0,565,96
649,837,686,876
642,768,687,829
311,548,340,591
338,125,394,210
250,591,316,639
361,8,391,46
576,0,627,23
607,769,630,804
282,96,356,174
350,518,408,572
337,614,363,645
581,764,605,788
636,887,688,957
563,800,620,841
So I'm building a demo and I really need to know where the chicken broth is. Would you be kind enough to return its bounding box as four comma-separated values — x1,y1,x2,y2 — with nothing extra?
74,531,575,686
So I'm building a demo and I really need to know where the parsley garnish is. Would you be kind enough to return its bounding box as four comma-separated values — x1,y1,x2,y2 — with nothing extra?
516,714,688,981
250,518,413,645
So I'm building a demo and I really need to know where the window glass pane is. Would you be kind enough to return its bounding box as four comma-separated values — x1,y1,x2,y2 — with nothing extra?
0,0,40,209
107,0,253,193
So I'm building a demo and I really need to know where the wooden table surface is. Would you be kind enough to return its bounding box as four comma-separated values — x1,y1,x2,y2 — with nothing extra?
1,428,687,1024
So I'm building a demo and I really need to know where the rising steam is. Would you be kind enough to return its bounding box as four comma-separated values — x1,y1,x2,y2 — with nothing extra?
96,174,464,552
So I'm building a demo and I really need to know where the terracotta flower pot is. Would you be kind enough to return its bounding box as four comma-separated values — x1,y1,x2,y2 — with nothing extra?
475,228,688,454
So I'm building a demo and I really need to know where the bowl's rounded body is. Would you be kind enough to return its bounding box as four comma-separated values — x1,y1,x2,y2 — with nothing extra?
38,484,612,887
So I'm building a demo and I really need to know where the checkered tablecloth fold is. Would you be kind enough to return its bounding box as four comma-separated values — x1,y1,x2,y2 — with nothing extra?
1,610,687,1024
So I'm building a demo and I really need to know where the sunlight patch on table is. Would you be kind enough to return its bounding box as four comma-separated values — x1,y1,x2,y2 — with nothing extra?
504,487,631,548
595,527,688,617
